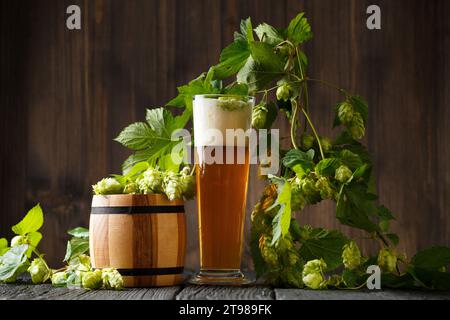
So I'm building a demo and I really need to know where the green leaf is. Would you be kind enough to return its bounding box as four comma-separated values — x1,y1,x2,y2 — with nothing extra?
123,161,149,180
338,150,363,170
378,205,395,221
11,204,44,236
315,158,340,177
64,237,89,262
268,178,292,245
282,149,314,177
386,233,399,246
214,40,251,79
0,238,8,255
411,246,450,270
114,122,155,150
254,23,284,46
223,83,249,96
120,107,192,173
0,244,29,282
68,227,89,239
342,269,361,287
235,17,254,42
381,272,415,289
250,42,285,73
336,184,379,232
408,267,450,290
298,227,348,270
26,231,42,257
287,12,313,45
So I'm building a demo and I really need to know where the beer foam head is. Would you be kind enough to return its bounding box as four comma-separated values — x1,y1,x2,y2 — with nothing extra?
193,95,254,147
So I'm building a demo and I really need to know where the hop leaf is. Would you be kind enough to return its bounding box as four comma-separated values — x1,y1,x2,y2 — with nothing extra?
82,269,103,290
335,165,353,183
27,258,51,284
92,178,123,195
101,268,123,290
342,241,363,270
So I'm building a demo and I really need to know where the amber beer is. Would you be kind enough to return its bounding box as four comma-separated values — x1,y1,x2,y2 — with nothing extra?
191,94,254,285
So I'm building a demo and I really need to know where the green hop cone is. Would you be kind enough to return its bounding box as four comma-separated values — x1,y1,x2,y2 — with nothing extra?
180,174,196,200
27,258,51,284
302,259,327,290
377,248,398,273
102,268,124,290
319,137,332,153
259,235,278,266
123,182,139,194
51,272,68,287
335,165,353,183
342,241,363,270
276,84,292,102
338,102,354,124
92,178,123,195
291,180,306,211
11,235,27,247
180,166,191,176
300,134,315,151
348,112,365,140
82,269,103,290
139,168,164,194
251,103,268,129
298,176,321,204
163,171,183,201
315,176,335,200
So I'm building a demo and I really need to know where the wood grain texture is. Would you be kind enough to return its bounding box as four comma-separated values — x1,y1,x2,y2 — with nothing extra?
176,285,274,300
89,194,186,286
0,0,449,272
275,288,450,300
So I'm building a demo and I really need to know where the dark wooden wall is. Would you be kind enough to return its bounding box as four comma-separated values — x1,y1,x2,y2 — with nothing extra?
1,0,449,270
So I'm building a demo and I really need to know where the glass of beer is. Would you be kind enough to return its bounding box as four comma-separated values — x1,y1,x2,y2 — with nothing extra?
190,94,254,285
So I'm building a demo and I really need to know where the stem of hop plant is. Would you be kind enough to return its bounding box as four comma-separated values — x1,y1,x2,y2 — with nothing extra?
301,108,325,159
290,100,299,149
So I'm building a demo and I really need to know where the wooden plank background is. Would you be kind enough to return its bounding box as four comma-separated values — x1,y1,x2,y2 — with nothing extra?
1,0,449,271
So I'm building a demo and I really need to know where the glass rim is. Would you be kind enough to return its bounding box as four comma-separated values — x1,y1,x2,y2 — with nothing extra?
193,94,255,101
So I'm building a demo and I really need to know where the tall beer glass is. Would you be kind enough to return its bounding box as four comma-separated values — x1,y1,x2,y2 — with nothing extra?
190,94,254,285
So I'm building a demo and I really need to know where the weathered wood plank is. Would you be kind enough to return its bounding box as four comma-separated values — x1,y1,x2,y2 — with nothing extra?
0,283,180,300
176,285,274,300
275,289,450,300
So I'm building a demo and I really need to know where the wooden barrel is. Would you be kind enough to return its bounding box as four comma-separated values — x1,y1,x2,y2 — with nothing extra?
89,194,186,287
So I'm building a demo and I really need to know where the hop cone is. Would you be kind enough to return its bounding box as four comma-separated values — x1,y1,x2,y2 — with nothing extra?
82,269,103,290
338,102,354,124
102,268,123,290
342,241,363,270
92,178,123,195
302,259,327,290
252,103,268,129
377,248,398,273
27,258,51,284
335,165,353,183
276,84,292,102
163,171,183,201
349,113,365,140
315,176,335,200
139,168,164,194
300,134,314,151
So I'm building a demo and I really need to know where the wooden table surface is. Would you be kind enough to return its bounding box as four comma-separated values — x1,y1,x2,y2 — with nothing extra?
1,281,449,300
